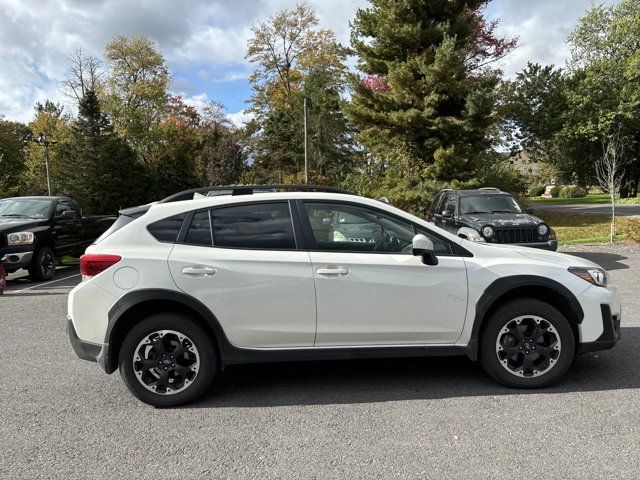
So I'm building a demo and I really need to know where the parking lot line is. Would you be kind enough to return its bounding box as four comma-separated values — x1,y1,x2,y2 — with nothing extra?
9,273,82,294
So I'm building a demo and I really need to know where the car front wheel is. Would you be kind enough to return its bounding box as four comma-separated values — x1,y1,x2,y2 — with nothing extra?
28,246,56,281
119,313,218,407
479,298,575,388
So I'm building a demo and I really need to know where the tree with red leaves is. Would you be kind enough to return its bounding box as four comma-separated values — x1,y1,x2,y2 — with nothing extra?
347,0,517,185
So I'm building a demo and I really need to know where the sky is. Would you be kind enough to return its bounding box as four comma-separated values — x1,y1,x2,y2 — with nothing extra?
0,0,617,126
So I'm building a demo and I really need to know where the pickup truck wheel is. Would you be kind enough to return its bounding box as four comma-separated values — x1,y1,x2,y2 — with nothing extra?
119,313,218,407
28,246,56,281
479,298,575,389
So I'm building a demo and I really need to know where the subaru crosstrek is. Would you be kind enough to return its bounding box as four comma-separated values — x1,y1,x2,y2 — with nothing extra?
67,185,621,407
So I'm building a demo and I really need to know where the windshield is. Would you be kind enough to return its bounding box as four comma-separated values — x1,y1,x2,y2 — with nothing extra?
459,195,523,214
0,199,51,219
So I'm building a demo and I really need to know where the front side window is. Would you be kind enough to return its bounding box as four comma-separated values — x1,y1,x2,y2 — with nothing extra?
304,202,455,255
211,202,295,249
55,201,74,217
304,202,416,253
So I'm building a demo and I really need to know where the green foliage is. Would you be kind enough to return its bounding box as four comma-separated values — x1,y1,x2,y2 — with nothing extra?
347,0,514,183
528,185,546,197
559,185,587,199
0,119,30,197
549,185,560,198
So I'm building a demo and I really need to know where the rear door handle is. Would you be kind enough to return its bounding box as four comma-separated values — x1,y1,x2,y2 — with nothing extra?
182,266,217,277
317,267,349,277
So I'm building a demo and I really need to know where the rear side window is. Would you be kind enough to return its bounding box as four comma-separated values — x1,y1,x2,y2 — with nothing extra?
185,211,212,246
147,213,186,243
211,202,295,250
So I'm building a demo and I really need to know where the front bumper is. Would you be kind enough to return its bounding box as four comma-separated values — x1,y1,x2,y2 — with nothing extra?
0,247,34,271
578,304,621,353
67,316,109,370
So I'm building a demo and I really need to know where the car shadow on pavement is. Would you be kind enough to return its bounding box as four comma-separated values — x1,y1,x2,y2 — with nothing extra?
564,251,629,271
189,327,639,409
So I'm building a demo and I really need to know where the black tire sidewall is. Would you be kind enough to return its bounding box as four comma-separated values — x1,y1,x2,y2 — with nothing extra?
119,313,218,407
479,298,575,389
29,246,56,281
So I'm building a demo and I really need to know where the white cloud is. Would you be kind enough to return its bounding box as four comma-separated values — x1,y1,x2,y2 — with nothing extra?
226,109,254,127
0,0,622,123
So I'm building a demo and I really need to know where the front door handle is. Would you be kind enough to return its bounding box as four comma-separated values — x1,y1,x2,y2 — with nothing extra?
182,266,217,277
317,266,349,277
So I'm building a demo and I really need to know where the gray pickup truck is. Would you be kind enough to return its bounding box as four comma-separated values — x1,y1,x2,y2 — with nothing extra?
0,196,115,280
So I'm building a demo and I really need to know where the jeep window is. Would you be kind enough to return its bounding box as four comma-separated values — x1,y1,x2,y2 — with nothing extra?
459,195,523,215
211,202,295,250
55,200,75,217
185,211,212,246
0,198,50,219
414,227,456,256
147,213,186,243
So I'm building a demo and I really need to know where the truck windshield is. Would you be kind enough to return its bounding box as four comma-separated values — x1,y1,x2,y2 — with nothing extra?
459,195,523,214
0,199,51,219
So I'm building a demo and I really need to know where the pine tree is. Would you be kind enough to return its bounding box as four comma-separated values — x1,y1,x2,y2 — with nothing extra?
348,0,516,183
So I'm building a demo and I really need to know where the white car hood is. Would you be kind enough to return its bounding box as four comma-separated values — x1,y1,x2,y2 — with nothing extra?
473,242,603,269
516,247,602,269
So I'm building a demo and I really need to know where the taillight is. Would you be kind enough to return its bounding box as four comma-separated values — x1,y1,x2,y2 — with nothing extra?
80,254,122,277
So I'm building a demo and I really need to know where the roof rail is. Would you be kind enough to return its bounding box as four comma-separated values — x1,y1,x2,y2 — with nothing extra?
478,187,500,191
160,184,355,203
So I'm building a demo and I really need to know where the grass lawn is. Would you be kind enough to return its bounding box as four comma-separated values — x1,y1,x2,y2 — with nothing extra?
529,193,640,205
534,210,640,244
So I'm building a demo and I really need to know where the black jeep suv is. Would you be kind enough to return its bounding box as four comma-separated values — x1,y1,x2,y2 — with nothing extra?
427,188,557,250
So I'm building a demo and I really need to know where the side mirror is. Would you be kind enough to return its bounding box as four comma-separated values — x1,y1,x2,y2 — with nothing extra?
58,210,76,219
412,234,438,266
441,209,452,218
525,208,534,215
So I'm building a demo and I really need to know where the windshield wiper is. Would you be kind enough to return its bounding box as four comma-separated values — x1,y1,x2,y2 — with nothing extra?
464,211,490,214
0,214,32,218
490,210,517,214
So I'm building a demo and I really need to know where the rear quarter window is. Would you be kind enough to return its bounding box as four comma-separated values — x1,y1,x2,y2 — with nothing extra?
147,213,186,243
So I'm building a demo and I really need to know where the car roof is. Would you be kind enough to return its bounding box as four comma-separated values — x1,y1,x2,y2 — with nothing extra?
444,189,511,197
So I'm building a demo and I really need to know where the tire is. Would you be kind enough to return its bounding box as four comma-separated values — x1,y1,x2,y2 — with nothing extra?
119,312,218,407
479,298,575,389
28,246,56,281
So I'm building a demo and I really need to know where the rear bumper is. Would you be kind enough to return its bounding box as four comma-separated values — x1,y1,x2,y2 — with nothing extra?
578,304,621,353
67,316,110,371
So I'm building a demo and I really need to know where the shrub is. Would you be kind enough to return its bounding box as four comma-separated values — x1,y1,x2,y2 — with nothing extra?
559,185,587,199
528,185,545,197
549,185,560,198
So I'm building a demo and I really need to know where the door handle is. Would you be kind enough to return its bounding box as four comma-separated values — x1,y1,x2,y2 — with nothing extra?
182,266,217,277
317,267,349,277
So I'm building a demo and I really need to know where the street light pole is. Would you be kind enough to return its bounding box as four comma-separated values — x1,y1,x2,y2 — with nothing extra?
32,132,56,196
303,96,308,184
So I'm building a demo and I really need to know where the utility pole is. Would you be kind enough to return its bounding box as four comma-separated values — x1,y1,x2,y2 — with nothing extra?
32,132,56,196
303,96,308,184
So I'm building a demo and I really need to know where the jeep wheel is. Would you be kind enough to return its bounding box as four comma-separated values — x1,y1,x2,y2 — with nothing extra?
119,313,218,407
28,246,56,281
479,298,575,388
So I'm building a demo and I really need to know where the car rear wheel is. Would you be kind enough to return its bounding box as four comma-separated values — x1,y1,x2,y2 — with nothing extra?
28,246,56,281
479,298,575,388
119,313,218,407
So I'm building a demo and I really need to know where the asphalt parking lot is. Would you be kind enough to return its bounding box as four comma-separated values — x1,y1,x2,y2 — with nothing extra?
1,245,639,479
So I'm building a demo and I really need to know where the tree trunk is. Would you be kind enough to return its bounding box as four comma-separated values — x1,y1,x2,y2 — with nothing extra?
610,192,615,243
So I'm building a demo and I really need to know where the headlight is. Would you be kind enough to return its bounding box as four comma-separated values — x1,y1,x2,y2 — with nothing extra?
538,224,549,236
482,226,494,238
568,267,608,287
7,231,34,246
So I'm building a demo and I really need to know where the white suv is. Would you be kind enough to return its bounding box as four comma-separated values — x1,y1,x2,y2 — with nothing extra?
67,186,621,407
